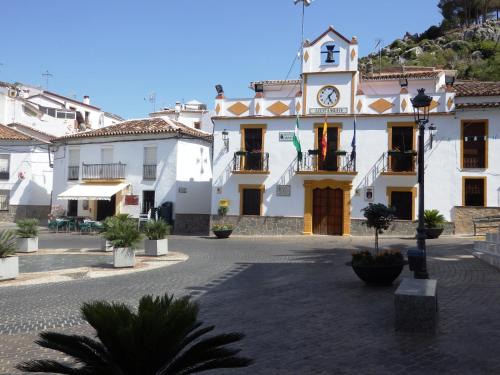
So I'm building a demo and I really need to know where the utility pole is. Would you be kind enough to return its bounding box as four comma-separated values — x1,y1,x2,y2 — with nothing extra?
42,70,53,90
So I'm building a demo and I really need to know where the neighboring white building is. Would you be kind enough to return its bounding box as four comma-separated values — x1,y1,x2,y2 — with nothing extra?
0,81,123,137
211,26,500,235
52,117,213,234
150,100,213,133
0,123,53,223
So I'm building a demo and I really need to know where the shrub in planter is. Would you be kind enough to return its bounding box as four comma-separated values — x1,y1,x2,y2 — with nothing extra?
16,219,39,253
212,202,235,238
144,219,170,256
348,203,406,285
424,209,446,239
103,216,142,268
0,230,19,281
17,293,253,374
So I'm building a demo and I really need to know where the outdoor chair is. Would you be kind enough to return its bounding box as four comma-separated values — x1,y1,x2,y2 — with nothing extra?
79,221,93,234
48,219,66,233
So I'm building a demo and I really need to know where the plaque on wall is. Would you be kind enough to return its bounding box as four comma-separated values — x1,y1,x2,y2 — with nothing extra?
125,195,139,205
277,185,291,197
309,107,348,115
279,132,294,142
364,187,374,201
178,187,187,194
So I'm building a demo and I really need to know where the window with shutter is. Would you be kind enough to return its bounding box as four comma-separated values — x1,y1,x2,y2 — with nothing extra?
464,178,485,206
462,121,487,169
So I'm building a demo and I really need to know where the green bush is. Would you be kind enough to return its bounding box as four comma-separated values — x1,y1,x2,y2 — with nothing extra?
0,230,17,258
212,224,235,231
362,203,395,254
477,40,498,59
424,209,446,228
352,250,404,266
144,219,170,240
16,219,39,238
103,216,142,248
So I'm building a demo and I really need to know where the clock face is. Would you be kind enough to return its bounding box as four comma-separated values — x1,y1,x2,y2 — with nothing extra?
317,85,340,107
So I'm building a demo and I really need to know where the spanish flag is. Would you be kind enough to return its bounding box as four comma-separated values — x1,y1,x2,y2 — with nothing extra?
321,115,328,160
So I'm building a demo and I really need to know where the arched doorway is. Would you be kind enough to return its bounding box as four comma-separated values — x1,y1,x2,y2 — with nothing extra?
313,187,344,235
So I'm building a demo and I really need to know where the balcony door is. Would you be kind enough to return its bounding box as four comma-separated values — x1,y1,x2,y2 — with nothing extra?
312,187,343,235
244,128,263,170
390,126,414,172
317,127,339,171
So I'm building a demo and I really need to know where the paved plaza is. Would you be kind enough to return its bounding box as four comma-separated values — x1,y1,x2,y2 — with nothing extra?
1,234,500,374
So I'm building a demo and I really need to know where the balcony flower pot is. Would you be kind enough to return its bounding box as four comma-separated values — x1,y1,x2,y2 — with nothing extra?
0,256,18,281
100,238,113,252
212,224,234,239
144,239,168,256
113,247,135,268
15,219,39,253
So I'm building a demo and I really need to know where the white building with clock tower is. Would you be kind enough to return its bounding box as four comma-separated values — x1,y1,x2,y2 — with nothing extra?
210,26,500,236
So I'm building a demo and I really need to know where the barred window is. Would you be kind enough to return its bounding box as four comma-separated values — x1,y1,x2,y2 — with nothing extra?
0,190,10,211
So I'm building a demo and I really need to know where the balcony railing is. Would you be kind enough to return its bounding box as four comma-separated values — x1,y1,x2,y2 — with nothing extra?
82,163,126,180
384,151,417,173
0,170,9,180
143,164,157,180
233,151,269,172
297,150,355,173
67,166,79,181
463,157,485,169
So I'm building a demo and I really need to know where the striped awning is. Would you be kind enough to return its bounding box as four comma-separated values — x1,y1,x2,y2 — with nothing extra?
58,182,129,201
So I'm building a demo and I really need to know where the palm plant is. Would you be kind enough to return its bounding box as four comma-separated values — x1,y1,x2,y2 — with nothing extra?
0,230,17,258
103,216,142,248
17,293,253,374
144,219,170,240
16,218,39,238
424,209,446,228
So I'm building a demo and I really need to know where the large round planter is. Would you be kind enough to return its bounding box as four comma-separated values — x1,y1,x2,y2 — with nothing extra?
348,262,406,286
213,229,233,239
425,227,444,239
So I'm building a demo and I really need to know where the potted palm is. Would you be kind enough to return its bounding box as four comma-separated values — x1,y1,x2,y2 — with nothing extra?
424,209,446,239
101,214,129,252
103,215,142,268
212,200,234,239
348,203,406,285
16,219,39,253
144,219,170,256
17,293,252,374
0,230,18,281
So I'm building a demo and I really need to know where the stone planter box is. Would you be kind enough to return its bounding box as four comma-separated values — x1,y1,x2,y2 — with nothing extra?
17,237,38,253
113,248,135,268
144,239,168,256
100,238,113,252
0,256,19,281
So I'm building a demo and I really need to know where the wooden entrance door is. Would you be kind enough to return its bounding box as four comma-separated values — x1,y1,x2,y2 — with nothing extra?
313,187,343,235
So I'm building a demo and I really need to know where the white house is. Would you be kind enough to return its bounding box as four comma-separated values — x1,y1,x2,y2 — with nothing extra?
0,124,53,223
0,81,123,138
52,117,213,234
211,26,500,235
150,100,213,133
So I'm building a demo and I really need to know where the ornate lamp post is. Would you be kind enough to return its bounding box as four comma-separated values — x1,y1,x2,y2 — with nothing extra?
409,88,433,279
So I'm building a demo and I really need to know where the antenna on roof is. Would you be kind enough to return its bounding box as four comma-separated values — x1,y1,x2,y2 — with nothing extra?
374,39,383,74
294,0,312,105
42,70,53,90
146,92,156,112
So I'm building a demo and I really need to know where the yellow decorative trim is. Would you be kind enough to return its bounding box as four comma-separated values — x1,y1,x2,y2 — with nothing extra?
447,97,453,110
227,102,249,116
267,101,289,116
401,98,408,112
255,102,261,115
302,74,308,115
303,179,352,236
295,101,301,113
215,103,221,115
369,98,394,114
350,49,356,61
386,186,417,221
239,184,265,216
304,50,309,62
429,99,440,111
462,176,487,207
460,119,488,169
356,100,363,113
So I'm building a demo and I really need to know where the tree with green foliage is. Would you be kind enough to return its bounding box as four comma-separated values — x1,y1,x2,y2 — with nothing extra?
17,293,253,374
361,203,395,254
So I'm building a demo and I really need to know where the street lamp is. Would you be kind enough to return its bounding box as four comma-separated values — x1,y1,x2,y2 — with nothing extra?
409,88,432,279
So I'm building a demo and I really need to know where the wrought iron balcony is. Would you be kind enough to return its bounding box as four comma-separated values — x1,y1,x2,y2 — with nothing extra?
82,163,126,180
233,151,269,173
383,150,417,173
67,166,79,181
143,164,157,180
0,169,9,180
296,150,355,173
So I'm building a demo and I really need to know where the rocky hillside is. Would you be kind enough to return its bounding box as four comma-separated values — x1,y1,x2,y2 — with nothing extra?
360,19,500,81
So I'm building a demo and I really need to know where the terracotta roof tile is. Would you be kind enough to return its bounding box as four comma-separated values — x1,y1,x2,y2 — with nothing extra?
54,118,211,141
455,101,500,109
454,81,500,97
0,124,33,141
361,70,440,81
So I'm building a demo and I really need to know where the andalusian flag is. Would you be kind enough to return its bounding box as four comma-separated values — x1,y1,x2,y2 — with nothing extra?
293,115,302,161
321,115,328,160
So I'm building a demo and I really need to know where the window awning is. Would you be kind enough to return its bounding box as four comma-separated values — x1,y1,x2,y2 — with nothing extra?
58,182,129,201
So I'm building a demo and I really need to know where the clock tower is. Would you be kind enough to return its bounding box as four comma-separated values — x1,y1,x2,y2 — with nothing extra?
302,26,358,116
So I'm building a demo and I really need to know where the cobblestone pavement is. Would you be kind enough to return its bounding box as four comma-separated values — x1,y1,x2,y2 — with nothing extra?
1,234,500,374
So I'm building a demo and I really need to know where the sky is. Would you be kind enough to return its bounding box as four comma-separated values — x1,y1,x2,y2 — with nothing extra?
1,1,442,119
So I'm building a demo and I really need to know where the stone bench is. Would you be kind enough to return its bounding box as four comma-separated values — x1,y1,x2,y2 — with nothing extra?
395,278,438,333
